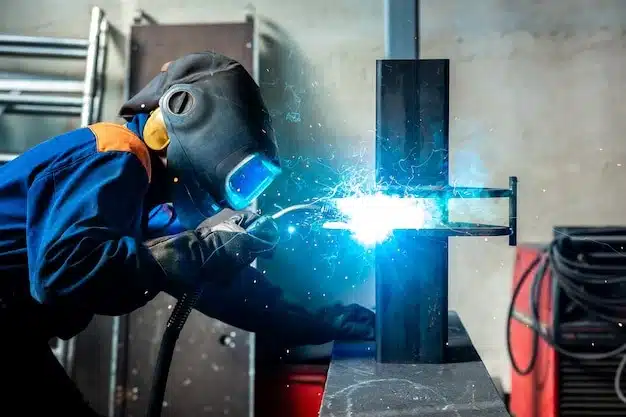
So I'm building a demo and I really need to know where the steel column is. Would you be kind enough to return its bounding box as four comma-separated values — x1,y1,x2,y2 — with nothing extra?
377,0,452,364
375,59,450,364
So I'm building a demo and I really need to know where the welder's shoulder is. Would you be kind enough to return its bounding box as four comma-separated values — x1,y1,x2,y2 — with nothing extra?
87,122,152,182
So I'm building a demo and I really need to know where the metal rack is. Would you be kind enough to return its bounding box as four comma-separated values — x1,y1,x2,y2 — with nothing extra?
0,6,108,162
0,6,109,371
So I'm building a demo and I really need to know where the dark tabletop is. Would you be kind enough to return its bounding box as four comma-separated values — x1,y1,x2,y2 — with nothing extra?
319,312,510,417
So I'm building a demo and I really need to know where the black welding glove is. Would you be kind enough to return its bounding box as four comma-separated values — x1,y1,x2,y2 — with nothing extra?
144,210,279,290
165,265,375,346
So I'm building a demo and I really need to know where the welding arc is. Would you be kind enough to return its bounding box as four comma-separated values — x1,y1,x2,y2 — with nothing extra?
507,231,626,404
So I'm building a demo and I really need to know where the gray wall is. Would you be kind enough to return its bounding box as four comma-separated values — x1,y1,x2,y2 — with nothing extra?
2,0,626,392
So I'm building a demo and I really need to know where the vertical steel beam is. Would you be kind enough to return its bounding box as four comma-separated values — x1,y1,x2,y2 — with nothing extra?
375,59,450,364
377,0,452,364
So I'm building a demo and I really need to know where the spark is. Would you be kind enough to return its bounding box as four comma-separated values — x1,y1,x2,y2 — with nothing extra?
323,194,430,246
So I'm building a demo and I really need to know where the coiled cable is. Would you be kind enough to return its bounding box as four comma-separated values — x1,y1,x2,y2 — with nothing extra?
507,229,626,403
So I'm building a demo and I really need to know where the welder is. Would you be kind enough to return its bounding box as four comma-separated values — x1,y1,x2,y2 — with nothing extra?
0,52,374,415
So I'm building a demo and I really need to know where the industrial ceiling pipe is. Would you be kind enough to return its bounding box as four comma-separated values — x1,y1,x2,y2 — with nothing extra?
384,0,419,60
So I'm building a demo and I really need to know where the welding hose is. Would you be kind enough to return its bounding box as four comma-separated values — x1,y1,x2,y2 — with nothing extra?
146,203,327,417
507,230,626,403
147,287,205,417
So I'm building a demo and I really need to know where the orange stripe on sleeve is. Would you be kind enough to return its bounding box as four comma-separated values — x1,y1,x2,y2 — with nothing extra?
89,123,152,182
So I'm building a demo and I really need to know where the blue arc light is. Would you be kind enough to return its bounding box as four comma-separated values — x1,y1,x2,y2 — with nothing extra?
322,193,430,246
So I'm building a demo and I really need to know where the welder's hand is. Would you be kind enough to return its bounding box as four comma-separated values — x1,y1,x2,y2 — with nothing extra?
144,210,279,288
196,210,279,261
320,303,376,341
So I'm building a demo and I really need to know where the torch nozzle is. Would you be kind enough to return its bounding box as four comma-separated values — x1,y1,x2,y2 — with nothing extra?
269,201,341,220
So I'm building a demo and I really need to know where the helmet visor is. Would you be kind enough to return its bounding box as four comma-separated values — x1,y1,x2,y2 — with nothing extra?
225,153,281,210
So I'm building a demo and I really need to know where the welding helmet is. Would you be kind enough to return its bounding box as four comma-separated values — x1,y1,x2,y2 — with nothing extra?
119,52,281,229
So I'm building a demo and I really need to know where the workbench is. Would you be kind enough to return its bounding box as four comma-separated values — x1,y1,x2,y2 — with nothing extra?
319,312,510,417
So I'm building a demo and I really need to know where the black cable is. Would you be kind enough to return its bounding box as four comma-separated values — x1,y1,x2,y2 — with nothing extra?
507,230,626,402
144,212,282,417
146,288,204,417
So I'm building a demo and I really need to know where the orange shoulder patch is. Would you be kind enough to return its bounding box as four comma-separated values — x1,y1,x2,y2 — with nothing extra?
89,123,152,182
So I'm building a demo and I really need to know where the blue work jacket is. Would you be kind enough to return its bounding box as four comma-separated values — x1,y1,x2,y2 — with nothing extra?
0,115,370,345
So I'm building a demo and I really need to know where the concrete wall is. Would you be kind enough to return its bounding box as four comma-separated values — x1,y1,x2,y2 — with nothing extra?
2,0,626,393
422,0,626,390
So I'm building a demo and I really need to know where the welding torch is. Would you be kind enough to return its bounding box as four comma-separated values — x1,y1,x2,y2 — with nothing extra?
246,201,340,234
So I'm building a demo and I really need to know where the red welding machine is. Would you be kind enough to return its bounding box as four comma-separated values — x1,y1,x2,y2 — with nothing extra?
509,243,626,417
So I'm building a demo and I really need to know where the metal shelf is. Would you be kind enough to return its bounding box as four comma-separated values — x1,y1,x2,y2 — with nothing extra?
0,45,88,59
0,34,90,48
0,79,85,94
0,7,108,123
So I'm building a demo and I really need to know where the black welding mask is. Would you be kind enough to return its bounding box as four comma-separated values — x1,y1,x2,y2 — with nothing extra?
120,52,281,229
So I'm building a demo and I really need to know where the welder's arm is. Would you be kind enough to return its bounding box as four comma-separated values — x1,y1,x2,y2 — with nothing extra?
164,266,375,346
26,151,161,316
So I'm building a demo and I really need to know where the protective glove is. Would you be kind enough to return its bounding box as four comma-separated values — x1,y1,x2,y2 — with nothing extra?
315,303,375,342
144,210,279,289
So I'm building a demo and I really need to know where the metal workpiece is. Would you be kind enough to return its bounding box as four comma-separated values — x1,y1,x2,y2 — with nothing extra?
375,58,450,364
376,233,448,364
374,58,518,365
